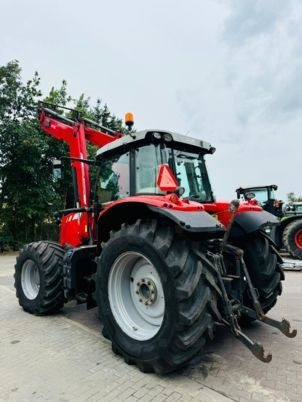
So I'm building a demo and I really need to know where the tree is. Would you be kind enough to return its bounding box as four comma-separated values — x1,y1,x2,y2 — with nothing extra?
0,60,125,249
287,192,302,203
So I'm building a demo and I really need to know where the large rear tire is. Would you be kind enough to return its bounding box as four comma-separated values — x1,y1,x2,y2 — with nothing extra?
283,220,302,260
232,231,283,316
15,241,65,315
97,219,220,374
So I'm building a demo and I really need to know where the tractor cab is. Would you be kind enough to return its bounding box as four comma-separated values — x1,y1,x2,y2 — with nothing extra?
95,130,215,205
236,185,283,218
284,201,302,217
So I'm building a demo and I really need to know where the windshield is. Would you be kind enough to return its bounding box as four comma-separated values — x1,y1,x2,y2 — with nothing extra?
135,143,213,202
241,188,269,204
173,149,213,202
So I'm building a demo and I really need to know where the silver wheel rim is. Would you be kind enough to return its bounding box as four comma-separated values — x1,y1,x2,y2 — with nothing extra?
108,251,165,341
21,260,40,300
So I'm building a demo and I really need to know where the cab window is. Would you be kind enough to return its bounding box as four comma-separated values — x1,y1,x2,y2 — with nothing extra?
97,152,130,203
135,144,164,194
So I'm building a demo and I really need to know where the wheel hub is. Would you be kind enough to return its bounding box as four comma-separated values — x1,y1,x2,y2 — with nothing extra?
295,229,302,249
136,278,157,306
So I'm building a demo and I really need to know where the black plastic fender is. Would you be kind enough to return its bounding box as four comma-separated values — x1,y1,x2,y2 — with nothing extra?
147,205,225,236
97,201,225,243
231,210,279,238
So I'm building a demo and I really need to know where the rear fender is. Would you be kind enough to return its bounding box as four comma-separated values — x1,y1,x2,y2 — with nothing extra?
146,205,225,234
97,197,225,244
231,210,280,238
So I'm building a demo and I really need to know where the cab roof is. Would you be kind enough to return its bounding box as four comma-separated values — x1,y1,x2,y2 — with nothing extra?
96,129,214,157
236,185,278,192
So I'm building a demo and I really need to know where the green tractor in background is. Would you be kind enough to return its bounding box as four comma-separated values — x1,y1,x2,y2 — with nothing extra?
236,185,302,260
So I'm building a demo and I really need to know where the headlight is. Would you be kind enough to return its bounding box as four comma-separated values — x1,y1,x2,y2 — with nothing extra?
152,132,162,140
264,226,271,234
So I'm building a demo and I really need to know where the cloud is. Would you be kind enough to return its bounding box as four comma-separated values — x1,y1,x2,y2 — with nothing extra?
176,0,302,199
222,0,302,123
223,0,290,46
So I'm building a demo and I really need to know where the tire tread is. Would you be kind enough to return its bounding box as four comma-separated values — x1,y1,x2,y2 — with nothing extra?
98,219,220,374
15,241,64,315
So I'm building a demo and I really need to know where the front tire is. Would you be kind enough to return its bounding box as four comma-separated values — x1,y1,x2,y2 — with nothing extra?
97,219,220,374
15,241,65,315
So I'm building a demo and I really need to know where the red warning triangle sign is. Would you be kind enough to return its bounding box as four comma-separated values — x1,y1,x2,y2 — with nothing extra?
157,164,178,192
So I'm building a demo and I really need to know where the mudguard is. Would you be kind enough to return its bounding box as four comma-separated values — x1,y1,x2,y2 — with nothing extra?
97,196,225,242
147,205,225,235
231,210,279,237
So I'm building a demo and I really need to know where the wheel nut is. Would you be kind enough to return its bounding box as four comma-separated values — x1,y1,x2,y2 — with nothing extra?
147,281,151,286
142,279,145,283
136,291,139,295
139,299,142,303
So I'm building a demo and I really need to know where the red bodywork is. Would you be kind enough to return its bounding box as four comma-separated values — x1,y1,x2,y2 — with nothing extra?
203,199,262,227
39,109,263,248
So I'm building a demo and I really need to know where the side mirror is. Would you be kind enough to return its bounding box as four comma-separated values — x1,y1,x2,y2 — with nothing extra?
52,158,62,180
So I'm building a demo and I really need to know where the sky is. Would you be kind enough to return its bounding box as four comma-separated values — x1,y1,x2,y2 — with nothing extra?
1,0,301,201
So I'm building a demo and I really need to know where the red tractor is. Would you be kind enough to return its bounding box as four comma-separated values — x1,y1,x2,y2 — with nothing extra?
15,104,296,374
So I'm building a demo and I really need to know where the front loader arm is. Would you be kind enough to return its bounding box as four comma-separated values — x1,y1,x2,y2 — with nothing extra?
40,109,90,208
39,106,122,208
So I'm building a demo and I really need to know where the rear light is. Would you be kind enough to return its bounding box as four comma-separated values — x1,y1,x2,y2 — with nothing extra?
264,226,271,234
169,193,179,204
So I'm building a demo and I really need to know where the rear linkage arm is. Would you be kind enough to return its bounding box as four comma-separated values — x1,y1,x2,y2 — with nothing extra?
210,199,297,363
209,250,273,363
238,250,297,338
